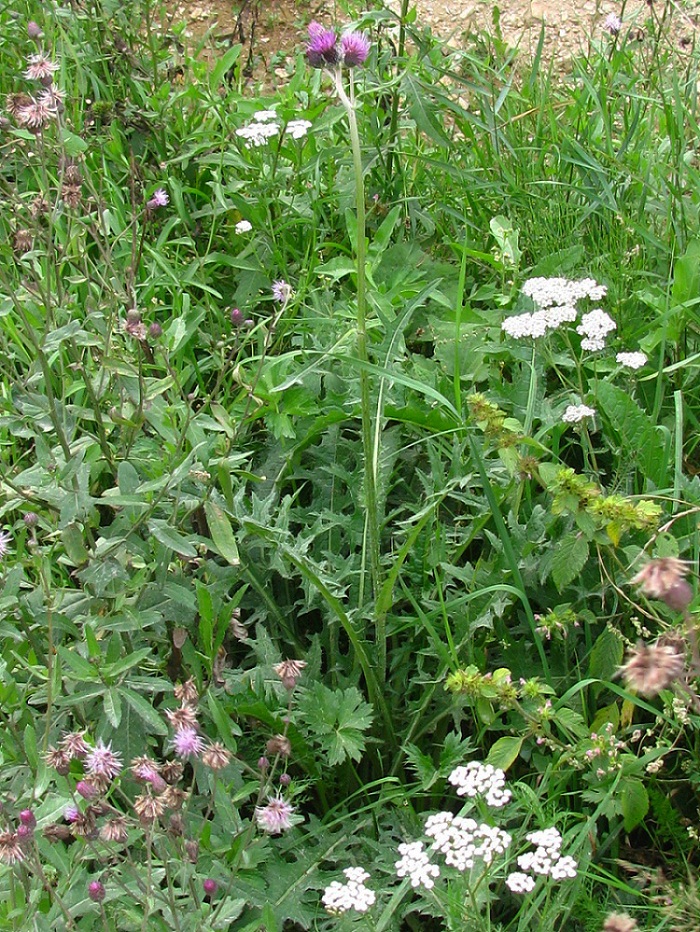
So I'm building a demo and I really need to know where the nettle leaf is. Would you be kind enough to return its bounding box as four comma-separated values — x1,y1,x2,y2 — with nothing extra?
298,683,373,766
551,532,589,591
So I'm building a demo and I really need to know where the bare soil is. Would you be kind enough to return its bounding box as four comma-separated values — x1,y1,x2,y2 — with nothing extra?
165,0,700,77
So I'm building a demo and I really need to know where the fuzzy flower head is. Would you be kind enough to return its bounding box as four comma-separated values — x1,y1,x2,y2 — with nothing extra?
0,832,26,865
171,726,205,759
448,761,512,807
340,31,370,67
618,640,685,697
603,914,639,932
604,13,622,35
235,121,280,147
306,22,339,68
147,188,169,210
273,658,307,689
84,739,122,780
25,53,59,84
0,531,12,560
322,867,376,915
254,795,296,834
271,280,293,305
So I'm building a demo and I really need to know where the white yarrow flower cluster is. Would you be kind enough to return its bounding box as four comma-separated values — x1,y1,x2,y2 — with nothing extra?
576,308,616,350
616,351,647,370
322,867,376,915
235,120,280,147
425,812,512,871
236,112,312,147
507,827,578,893
502,276,607,340
448,761,512,807
235,220,252,235
562,404,596,424
395,841,440,889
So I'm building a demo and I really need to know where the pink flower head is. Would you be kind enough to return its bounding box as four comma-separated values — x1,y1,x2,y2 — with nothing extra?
25,53,59,83
306,22,339,68
340,31,370,67
171,726,205,759
147,188,169,209
88,880,106,903
254,795,296,834
84,739,123,780
203,878,217,896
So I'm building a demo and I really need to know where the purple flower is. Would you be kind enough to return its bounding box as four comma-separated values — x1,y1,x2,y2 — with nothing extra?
271,280,293,304
171,726,205,759
604,13,622,35
340,31,370,67
19,810,36,830
88,880,106,903
254,796,296,834
306,21,339,67
84,739,123,780
147,188,169,209
76,780,98,799
203,878,217,896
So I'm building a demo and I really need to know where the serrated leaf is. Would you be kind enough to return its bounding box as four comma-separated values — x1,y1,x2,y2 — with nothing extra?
298,683,373,766
552,533,589,591
486,735,523,771
596,382,667,486
588,627,624,682
621,777,649,831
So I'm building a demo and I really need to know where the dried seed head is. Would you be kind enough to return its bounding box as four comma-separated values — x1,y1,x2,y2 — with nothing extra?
133,793,166,823
161,761,184,785
266,734,292,757
631,558,690,599
100,817,129,843
618,640,685,697
273,659,307,690
202,741,232,771
173,678,199,705
602,913,639,932
13,230,33,254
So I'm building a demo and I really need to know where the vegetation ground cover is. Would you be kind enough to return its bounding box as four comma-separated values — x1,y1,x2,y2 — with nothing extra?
2,0,700,929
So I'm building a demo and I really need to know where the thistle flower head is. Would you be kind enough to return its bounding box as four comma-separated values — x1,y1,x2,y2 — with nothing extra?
25,53,59,84
171,726,204,759
340,31,370,67
201,741,232,771
84,739,123,779
631,557,690,599
0,832,26,865
254,796,296,834
306,22,339,67
618,640,685,696
273,659,307,689
603,914,639,932
147,188,169,210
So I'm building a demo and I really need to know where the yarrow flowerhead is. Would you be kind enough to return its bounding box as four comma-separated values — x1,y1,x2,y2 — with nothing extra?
502,276,607,341
576,308,616,350
448,761,512,807
322,867,376,914
395,841,440,889
286,118,312,139
506,871,536,893
235,220,252,235
616,351,647,369
235,121,280,147
424,812,511,870
562,404,596,424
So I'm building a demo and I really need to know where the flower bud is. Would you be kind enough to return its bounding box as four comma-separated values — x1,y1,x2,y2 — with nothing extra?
19,809,36,829
88,880,106,902
203,878,217,896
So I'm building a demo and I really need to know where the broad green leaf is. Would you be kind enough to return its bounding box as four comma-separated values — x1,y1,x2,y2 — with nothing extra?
204,501,240,565
595,382,668,487
119,688,168,735
551,533,589,591
103,687,122,728
486,735,523,771
620,777,649,831
588,627,624,682
148,519,198,558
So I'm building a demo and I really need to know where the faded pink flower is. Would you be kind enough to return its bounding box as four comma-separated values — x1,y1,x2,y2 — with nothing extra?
254,796,296,834
61,730,90,759
0,832,26,865
25,53,59,83
84,739,123,779
171,727,205,759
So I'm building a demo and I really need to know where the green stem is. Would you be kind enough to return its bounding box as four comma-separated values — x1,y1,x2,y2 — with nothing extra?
334,69,384,664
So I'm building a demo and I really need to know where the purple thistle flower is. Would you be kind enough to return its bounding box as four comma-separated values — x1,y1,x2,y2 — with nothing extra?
271,280,293,304
254,796,296,834
147,188,169,210
306,21,339,68
84,739,123,780
88,880,106,903
171,726,205,759
340,31,370,67
203,878,217,896
19,810,36,830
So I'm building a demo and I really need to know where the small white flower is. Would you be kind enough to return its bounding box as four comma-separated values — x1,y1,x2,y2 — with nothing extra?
0,531,11,559
506,871,536,893
562,404,596,424
286,119,312,139
616,351,647,370
322,868,376,915
522,276,607,308
395,841,440,889
549,855,578,880
235,121,280,147
235,220,252,235
448,761,512,807
576,308,616,351
253,109,278,122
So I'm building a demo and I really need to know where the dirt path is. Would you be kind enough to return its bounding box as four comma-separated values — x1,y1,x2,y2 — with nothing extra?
167,0,700,77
